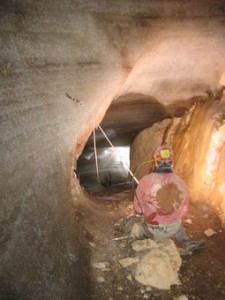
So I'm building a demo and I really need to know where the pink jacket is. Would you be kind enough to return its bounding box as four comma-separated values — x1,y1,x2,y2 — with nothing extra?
134,172,189,225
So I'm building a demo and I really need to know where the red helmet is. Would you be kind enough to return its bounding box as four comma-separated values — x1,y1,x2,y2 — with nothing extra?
153,145,174,163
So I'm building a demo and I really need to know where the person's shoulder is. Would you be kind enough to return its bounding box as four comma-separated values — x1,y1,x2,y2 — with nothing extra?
168,172,188,187
139,172,160,182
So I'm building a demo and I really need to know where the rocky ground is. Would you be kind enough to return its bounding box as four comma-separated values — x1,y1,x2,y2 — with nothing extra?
78,186,225,300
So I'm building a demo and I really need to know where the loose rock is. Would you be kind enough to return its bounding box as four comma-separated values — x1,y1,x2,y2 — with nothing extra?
135,249,181,289
89,242,96,247
93,262,110,270
173,295,189,300
97,276,105,283
119,257,140,267
120,241,126,248
204,228,217,237
185,218,193,225
133,239,181,289
126,274,132,281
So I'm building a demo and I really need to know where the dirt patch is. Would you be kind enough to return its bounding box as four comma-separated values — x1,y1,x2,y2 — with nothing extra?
80,187,225,300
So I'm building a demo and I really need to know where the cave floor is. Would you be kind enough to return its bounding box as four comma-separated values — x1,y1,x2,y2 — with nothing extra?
79,186,225,300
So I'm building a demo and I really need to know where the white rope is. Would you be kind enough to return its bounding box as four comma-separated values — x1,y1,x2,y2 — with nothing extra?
90,112,100,183
93,127,100,182
98,125,139,184
98,124,113,147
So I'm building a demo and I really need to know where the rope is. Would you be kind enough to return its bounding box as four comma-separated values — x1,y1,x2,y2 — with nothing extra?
98,124,139,184
93,127,100,182
98,124,113,147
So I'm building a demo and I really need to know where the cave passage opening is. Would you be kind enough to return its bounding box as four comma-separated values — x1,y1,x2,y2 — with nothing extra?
75,94,176,196
76,126,133,195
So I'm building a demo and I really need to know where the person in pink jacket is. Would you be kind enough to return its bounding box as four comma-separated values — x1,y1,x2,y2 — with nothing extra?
133,145,205,253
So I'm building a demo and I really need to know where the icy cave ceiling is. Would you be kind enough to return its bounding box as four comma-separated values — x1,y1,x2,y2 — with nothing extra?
77,1,225,150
